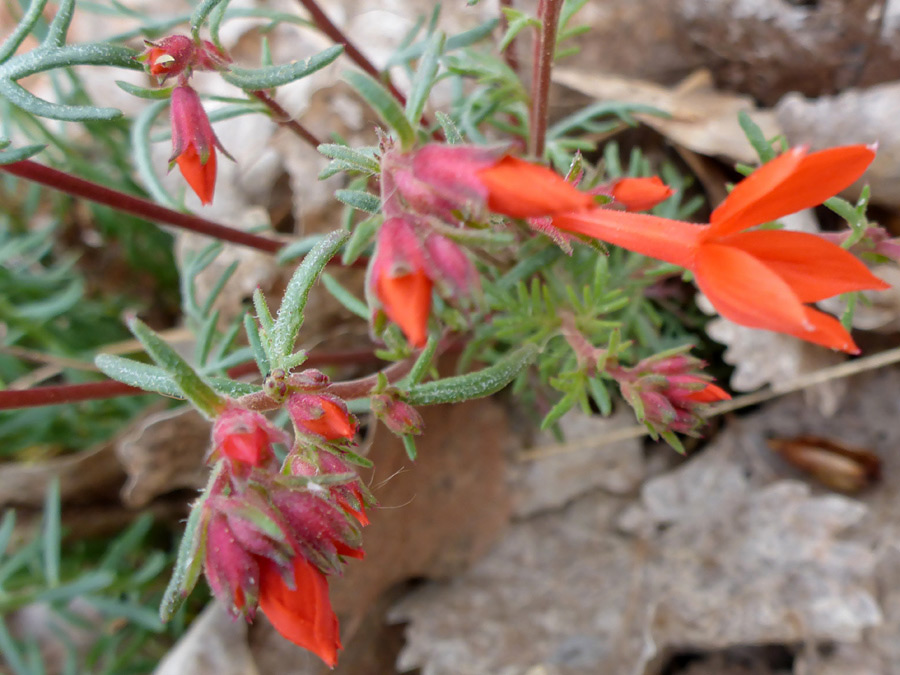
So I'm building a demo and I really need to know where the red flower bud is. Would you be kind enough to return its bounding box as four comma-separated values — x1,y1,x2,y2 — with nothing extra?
211,407,288,469
287,393,358,441
291,452,373,527
169,85,231,205
610,176,674,212
141,35,195,80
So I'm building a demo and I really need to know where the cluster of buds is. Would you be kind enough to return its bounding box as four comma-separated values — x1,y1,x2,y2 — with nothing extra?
190,379,370,667
138,36,232,204
609,349,730,438
372,143,674,346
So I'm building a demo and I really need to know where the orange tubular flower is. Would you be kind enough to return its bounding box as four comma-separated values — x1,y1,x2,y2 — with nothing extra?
257,556,341,668
552,145,890,353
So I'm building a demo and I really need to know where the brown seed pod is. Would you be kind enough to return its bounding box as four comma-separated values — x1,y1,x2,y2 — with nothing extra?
766,435,881,493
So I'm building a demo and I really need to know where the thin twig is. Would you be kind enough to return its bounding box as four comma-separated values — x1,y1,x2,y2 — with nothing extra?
528,0,563,158
295,0,406,105
518,345,900,462
499,0,520,74
1,160,284,255
251,90,322,148
0,348,385,410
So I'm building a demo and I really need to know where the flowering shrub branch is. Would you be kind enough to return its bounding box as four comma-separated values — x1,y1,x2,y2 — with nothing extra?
0,0,894,668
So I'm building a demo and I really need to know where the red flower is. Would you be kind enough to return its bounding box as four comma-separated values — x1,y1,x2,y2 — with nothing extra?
258,556,341,668
287,394,358,441
291,452,372,527
141,35,196,79
610,176,674,212
169,85,231,205
552,145,890,352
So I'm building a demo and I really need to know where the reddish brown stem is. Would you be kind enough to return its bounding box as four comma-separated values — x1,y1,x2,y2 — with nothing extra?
1,160,283,255
251,90,322,148
0,349,384,411
528,0,563,158
295,0,407,105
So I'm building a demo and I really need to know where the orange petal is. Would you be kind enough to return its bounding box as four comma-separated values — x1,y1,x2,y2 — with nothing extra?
791,306,860,354
709,145,875,237
695,243,809,333
719,230,891,302
611,176,674,212
687,382,731,403
258,557,341,667
476,156,595,219
552,209,702,268
176,144,216,204
376,269,433,348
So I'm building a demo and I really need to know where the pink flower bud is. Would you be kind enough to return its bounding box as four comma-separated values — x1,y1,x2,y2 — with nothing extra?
287,394,358,441
424,234,478,296
371,394,424,436
204,511,261,617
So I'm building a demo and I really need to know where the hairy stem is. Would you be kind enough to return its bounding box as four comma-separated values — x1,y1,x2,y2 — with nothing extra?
528,0,563,158
0,349,384,410
1,160,284,254
251,90,322,148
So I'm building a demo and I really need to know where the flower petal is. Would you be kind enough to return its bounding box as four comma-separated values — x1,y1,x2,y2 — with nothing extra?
176,144,216,205
477,156,595,219
695,243,809,333
709,145,875,237
552,209,702,267
793,306,859,354
258,556,341,668
611,176,674,212
719,230,891,301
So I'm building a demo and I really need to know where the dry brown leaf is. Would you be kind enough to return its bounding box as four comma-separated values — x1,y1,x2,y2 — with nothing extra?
115,405,210,508
553,68,780,165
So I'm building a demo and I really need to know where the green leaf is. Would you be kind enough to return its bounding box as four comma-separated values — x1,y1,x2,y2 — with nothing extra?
387,18,499,65
191,0,229,35
0,0,49,62
342,213,382,265
0,511,15,559
84,595,164,632
405,31,445,125
738,109,776,163
334,189,381,214
540,389,578,430
434,111,463,144
406,335,439,385
128,318,224,417
222,45,343,89
344,70,416,149
244,313,270,375
45,0,75,46
94,354,182,398
0,143,45,164
406,343,539,405
115,80,174,100
402,434,417,460
270,229,350,367
131,99,178,208
275,234,326,265
42,478,60,587
160,464,219,622
321,272,368,319
317,143,380,175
